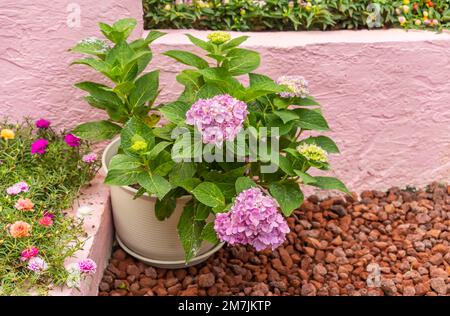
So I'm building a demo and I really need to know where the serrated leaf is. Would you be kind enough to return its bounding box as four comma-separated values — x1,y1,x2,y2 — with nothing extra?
160,101,191,124
200,222,219,244
108,154,142,170
294,170,317,184
105,168,143,186
72,120,121,141
310,176,350,194
138,171,172,200
129,70,159,108
269,182,304,217
294,108,330,131
301,136,340,153
235,177,257,194
177,202,204,262
192,182,225,208
274,110,299,124
223,48,260,76
164,50,209,69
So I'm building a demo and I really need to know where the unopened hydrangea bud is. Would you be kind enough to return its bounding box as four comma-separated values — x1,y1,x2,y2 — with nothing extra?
207,31,231,44
297,143,328,163
131,140,147,152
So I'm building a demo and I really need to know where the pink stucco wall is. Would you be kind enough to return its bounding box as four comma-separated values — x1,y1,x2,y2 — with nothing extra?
0,0,143,127
0,1,449,191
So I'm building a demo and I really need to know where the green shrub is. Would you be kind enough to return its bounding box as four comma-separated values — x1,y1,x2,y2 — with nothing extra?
143,0,450,31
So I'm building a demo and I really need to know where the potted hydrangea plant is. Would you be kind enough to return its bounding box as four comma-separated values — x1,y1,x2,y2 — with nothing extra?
72,20,348,268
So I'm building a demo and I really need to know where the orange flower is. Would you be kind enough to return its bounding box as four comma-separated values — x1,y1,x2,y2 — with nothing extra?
15,198,34,212
9,221,31,238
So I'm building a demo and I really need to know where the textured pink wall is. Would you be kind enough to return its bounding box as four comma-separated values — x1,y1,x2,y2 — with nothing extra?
0,3,449,192
0,0,143,127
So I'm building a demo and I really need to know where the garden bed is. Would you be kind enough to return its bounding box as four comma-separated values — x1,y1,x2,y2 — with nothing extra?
98,182,449,296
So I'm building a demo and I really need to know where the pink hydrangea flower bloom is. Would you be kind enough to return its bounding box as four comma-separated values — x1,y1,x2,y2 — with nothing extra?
214,187,290,251
82,152,97,163
77,259,97,274
65,134,81,147
31,139,49,155
277,75,309,98
35,119,50,129
27,256,48,272
186,94,248,146
20,246,39,261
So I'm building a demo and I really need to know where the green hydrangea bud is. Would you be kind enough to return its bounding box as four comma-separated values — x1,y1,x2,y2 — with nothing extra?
207,31,231,45
131,140,147,152
297,143,328,163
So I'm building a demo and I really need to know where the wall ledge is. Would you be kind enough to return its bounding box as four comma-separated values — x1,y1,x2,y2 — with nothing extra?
49,175,113,296
145,29,450,47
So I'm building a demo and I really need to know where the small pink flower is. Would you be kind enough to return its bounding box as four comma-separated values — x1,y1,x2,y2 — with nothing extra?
82,152,97,163
27,256,48,272
20,247,39,261
38,216,53,227
7,181,29,195
6,185,21,195
65,134,80,147
15,198,34,211
31,139,49,155
35,119,50,129
77,259,97,274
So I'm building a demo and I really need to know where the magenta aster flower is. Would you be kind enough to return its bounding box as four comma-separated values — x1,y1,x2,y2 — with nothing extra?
20,246,39,261
82,152,97,163
214,187,290,251
27,256,48,272
31,139,49,155
35,119,50,129
65,134,81,147
186,94,248,146
7,181,29,195
77,259,97,274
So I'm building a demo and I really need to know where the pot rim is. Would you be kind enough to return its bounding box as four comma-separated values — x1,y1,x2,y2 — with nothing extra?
102,137,191,200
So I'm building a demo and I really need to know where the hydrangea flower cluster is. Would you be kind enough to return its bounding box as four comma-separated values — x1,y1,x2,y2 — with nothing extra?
214,187,289,251
207,31,231,44
186,94,248,146
27,256,48,272
297,143,328,163
6,181,29,195
277,75,309,98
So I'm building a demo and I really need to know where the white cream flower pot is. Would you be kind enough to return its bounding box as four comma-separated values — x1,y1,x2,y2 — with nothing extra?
102,137,223,268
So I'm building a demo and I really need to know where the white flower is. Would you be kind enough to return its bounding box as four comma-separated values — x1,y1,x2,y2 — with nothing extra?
77,205,94,218
65,263,81,288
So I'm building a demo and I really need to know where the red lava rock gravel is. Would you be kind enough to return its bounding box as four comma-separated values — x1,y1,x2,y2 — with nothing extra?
99,182,450,296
